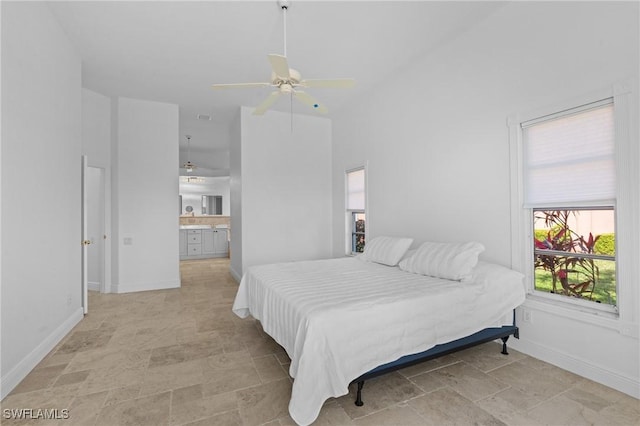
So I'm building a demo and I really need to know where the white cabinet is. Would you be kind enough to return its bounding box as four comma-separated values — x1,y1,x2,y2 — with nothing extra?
213,228,228,255
187,230,202,244
186,229,202,256
179,230,187,256
203,229,215,255
180,227,228,260
188,242,202,256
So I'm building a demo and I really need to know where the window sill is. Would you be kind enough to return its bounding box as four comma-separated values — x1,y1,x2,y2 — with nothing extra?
521,294,639,339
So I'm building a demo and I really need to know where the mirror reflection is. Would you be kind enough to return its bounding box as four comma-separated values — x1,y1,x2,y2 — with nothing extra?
179,176,230,216
202,195,222,215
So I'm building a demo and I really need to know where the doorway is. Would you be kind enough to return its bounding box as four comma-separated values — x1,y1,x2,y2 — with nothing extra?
86,166,108,293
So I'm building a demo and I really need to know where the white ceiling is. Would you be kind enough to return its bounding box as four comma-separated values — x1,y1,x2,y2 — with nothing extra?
48,0,504,164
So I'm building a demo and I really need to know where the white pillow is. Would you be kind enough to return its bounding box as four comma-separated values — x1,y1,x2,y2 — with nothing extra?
359,236,413,266
398,241,485,281
471,261,525,291
400,248,417,263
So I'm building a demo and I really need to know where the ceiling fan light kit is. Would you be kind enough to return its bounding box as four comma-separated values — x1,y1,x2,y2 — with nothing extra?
211,0,355,116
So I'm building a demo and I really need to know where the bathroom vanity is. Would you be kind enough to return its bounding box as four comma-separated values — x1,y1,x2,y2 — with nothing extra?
179,225,229,260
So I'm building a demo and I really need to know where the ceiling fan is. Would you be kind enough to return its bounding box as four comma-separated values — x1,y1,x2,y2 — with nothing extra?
211,0,355,116
180,135,224,177
182,135,197,173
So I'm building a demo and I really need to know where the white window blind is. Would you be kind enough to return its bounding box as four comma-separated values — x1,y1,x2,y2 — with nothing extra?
347,168,365,210
522,100,615,208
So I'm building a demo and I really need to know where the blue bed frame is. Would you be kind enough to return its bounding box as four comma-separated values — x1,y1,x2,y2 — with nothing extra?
351,312,519,406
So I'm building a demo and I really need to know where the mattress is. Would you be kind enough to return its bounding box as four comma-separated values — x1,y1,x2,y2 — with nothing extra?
232,257,525,425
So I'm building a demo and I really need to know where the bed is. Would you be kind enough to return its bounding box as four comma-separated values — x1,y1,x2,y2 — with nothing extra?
232,241,525,426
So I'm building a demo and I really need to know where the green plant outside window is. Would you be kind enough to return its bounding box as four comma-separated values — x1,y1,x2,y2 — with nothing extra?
352,212,366,253
533,209,616,306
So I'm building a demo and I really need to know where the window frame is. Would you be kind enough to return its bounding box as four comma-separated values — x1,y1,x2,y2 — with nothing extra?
508,81,638,331
345,166,366,256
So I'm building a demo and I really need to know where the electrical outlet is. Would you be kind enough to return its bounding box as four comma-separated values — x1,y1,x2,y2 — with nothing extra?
523,309,532,323
66,295,72,306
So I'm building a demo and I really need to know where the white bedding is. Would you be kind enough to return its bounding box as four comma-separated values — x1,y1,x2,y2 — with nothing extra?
232,257,525,425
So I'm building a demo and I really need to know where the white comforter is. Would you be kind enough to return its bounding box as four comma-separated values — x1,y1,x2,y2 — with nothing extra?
232,257,525,425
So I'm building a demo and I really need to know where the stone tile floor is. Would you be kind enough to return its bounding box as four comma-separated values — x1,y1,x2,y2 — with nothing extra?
1,258,638,425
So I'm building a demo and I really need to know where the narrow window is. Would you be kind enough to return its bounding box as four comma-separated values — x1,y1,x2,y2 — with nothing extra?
346,168,365,254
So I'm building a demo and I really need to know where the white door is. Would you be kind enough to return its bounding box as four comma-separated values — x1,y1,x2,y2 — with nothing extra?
214,229,229,255
81,156,90,314
202,229,215,254
87,167,105,292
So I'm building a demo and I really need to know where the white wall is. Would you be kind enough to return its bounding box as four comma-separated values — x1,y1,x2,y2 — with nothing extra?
232,107,332,276
82,89,111,168
113,97,180,293
1,1,83,398
331,1,639,397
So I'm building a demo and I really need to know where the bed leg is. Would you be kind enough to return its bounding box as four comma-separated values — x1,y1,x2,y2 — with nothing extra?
355,381,365,406
500,336,509,355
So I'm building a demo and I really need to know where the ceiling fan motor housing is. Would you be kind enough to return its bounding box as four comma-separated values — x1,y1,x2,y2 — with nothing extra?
271,69,300,85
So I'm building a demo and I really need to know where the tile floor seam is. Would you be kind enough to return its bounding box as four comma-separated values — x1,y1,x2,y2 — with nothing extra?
471,384,513,404
168,386,174,426
405,375,443,395
482,357,520,374
403,359,463,379
347,388,432,421
406,396,439,425
176,411,221,426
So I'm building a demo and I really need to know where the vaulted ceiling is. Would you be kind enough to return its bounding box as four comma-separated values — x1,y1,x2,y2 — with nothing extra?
48,1,505,174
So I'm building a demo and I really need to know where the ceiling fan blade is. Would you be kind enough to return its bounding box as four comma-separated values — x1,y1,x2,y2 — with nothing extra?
293,91,328,114
253,91,281,115
268,54,291,79
299,78,356,89
212,82,271,89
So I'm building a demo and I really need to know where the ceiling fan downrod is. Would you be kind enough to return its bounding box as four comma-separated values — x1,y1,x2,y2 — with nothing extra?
279,0,289,57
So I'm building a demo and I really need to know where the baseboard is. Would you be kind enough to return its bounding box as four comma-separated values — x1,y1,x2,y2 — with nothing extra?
0,307,84,400
179,253,229,261
229,265,242,283
112,279,180,294
510,338,640,399
87,281,100,291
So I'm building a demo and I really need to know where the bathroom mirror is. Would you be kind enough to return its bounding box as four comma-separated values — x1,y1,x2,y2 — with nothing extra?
202,195,222,215
179,176,229,216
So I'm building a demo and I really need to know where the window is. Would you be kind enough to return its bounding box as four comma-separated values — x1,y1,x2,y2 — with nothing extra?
533,208,616,306
346,168,365,254
523,100,617,308
507,81,640,319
